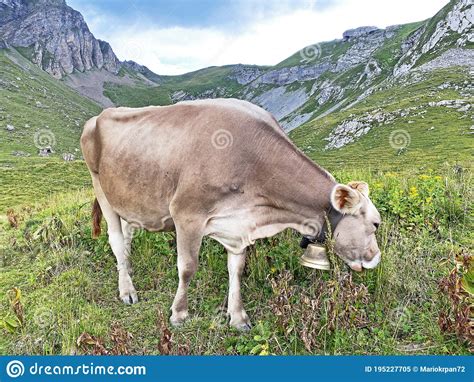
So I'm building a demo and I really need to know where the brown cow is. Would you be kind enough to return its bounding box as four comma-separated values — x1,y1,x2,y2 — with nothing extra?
81,98,381,330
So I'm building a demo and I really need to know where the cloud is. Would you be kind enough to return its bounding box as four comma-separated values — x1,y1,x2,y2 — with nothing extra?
72,0,449,75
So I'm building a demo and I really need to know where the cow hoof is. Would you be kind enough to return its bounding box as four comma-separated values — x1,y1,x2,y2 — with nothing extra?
170,311,189,327
233,322,252,332
120,289,138,305
229,311,252,331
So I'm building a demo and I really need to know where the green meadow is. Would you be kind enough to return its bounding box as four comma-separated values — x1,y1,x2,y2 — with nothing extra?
0,48,472,356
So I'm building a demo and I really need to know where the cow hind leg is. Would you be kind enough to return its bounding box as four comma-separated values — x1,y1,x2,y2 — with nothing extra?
170,223,203,326
92,175,138,304
227,250,251,331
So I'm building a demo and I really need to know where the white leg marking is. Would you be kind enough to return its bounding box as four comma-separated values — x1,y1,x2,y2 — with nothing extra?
227,251,251,331
170,225,202,326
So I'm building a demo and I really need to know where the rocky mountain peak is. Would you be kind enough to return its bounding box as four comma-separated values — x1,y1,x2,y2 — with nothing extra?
0,0,120,78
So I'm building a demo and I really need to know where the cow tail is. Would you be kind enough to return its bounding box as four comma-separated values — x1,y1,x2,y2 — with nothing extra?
92,198,103,238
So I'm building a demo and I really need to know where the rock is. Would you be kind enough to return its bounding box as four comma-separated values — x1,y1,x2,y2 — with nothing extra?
11,150,30,157
35,101,42,108
5,123,15,131
122,60,162,83
335,30,388,72
416,48,474,72
325,120,371,150
280,113,313,132
253,86,310,120
313,80,344,106
62,153,75,161
252,62,332,86
228,65,264,85
38,146,54,157
0,0,120,78
394,0,473,76
343,26,380,40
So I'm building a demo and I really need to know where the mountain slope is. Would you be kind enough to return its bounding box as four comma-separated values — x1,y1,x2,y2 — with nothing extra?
0,47,101,209
104,64,267,107
289,65,473,170
0,0,472,169
0,0,119,78
104,0,473,135
0,0,162,106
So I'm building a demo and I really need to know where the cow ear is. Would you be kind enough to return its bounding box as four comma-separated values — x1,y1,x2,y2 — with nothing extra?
348,181,369,197
330,184,362,215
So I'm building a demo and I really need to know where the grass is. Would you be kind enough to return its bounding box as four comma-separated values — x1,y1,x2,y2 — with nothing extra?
0,48,101,155
0,166,472,355
0,156,91,212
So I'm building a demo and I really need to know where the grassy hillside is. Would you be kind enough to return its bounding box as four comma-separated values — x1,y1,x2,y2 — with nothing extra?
0,168,471,355
290,67,473,170
104,65,266,107
0,48,101,211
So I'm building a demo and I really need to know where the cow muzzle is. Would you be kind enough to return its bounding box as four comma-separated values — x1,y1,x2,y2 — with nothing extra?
362,251,381,269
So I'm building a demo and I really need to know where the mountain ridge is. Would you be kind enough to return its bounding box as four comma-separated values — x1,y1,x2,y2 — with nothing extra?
100,0,472,132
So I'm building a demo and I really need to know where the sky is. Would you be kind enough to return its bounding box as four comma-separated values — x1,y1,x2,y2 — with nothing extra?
67,0,450,75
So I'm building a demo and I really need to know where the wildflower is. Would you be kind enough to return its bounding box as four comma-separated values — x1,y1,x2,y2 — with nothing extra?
409,186,418,198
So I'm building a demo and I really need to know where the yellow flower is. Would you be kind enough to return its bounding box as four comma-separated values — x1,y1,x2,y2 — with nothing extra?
409,186,418,198
259,344,270,356
434,176,442,181
419,174,429,180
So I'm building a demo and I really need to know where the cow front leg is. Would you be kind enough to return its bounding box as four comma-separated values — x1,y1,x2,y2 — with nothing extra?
170,225,203,326
227,250,251,331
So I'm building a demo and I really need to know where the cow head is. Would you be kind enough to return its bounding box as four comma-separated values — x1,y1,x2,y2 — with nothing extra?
329,181,381,272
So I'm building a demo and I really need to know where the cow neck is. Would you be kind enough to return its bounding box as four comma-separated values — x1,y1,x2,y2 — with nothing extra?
260,148,336,235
